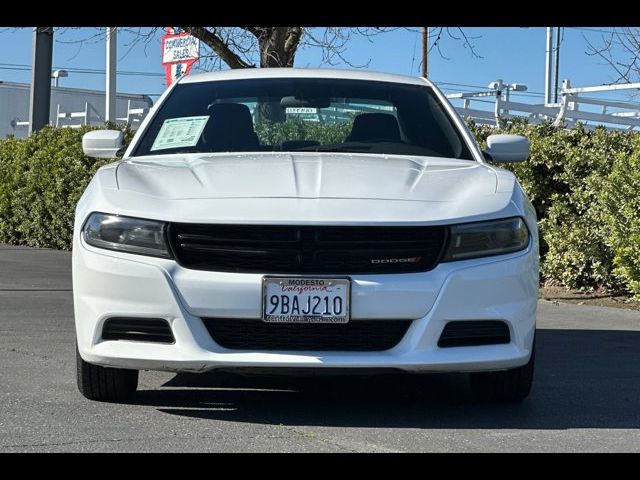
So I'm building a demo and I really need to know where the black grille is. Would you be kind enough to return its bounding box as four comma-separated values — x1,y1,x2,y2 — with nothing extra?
102,318,174,344
203,318,412,351
167,224,447,274
438,321,510,348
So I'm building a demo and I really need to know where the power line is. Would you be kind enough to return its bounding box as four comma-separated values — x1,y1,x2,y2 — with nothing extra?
565,27,618,35
435,80,546,97
434,79,544,95
0,65,29,71
409,30,419,75
433,80,488,89
0,62,164,77
435,81,639,104
0,63,633,105
439,83,638,106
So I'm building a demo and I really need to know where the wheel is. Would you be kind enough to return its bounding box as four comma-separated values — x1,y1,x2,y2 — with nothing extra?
76,343,138,402
469,340,535,403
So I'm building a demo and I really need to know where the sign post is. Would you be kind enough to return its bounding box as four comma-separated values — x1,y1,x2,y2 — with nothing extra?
161,28,200,86
106,27,117,123
29,27,54,134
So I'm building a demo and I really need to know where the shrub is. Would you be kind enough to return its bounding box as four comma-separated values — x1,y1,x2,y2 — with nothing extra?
0,125,131,250
469,119,575,221
468,119,638,294
255,119,352,146
600,138,640,296
0,121,639,298
539,126,635,291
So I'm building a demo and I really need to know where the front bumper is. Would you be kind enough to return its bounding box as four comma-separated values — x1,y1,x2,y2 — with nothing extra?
73,237,538,373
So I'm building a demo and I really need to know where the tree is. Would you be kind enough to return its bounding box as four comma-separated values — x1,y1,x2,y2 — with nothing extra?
54,26,481,121
583,28,640,83
169,27,480,121
55,26,480,72
181,27,303,68
174,27,480,70
50,26,479,121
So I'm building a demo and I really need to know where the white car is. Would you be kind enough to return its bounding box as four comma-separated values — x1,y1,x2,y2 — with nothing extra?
74,68,538,403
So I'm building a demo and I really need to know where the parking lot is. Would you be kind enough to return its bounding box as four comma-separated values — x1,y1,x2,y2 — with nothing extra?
1,244,640,452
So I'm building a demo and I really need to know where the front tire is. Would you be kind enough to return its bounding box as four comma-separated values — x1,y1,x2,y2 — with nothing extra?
469,340,535,403
76,343,138,402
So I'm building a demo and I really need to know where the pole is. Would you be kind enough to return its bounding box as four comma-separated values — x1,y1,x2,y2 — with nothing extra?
421,27,428,78
29,27,53,135
553,27,561,103
106,27,117,123
544,27,554,105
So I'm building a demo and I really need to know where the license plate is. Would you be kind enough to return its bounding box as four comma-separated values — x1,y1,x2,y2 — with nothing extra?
262,277,350,323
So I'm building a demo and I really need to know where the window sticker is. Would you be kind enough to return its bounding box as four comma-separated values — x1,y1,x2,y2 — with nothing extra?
150,115,210,151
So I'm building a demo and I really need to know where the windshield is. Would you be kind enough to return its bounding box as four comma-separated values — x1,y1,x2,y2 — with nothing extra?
133,78,474,160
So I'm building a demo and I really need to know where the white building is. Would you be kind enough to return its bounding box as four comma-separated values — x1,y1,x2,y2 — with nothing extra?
0,81,153,138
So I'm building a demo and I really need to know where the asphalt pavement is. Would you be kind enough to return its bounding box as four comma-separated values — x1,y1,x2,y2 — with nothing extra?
1,244,640,452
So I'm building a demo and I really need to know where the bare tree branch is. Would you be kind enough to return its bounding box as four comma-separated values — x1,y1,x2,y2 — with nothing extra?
584,27,640,84
242,26,265,39
49,26,482,75
449,27,483,59
181,27,254,69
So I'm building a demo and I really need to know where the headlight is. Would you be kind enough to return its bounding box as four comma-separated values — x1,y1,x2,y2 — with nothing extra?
82,213,171,258
443,217,529,261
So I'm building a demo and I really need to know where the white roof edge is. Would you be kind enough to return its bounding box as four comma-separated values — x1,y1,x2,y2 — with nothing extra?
179,67,435,88
0,81,154,105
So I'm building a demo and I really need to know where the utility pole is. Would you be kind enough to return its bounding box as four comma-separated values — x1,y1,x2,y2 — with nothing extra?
421,27,429,78
106,27,117,123
544,27,554,105
553,27,562,103
29,27,54,135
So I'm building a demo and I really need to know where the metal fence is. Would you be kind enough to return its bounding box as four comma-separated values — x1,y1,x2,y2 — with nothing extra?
446,79,640,131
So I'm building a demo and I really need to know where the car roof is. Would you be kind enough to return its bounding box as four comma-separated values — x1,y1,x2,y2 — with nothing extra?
179,67,435,88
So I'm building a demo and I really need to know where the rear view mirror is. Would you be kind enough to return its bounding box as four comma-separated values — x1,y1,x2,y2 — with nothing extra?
82,130,124,159
483,134,530,163
280,96,331,109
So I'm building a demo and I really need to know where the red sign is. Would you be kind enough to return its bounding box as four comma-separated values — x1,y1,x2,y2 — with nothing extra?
161,28,200,86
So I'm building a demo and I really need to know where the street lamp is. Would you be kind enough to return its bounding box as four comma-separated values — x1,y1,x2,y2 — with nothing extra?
487,80,529,118
51,69,68,88
509,83,528,92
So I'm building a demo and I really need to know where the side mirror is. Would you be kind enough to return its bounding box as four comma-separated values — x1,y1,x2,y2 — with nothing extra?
82,130,124,159
483,134,529,163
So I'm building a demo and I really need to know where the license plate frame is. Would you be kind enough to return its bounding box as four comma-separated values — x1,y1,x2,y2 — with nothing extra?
262,276,351,324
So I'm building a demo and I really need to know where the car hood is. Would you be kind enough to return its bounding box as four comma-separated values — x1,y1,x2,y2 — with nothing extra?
115,152,498,203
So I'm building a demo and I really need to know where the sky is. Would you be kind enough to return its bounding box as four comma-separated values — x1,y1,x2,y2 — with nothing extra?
0,26,635,107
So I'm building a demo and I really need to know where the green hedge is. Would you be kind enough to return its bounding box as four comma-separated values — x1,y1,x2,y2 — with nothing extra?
468,119,637,295
0,125,131,250
0,121,638,297
600,137,640,296
255,119,352,146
